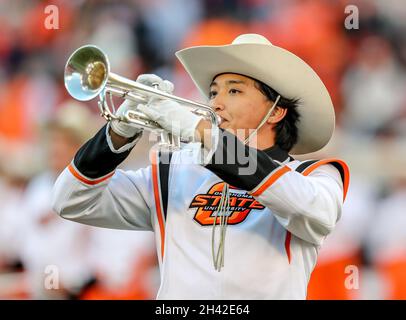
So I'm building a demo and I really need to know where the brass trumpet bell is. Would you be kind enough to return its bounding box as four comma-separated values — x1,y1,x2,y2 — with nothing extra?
65,45,110,101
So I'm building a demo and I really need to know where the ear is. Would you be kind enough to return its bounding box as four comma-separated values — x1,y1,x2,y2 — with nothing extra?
267,106,287,124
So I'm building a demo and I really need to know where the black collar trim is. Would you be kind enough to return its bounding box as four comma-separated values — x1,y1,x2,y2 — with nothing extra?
263,145,293,163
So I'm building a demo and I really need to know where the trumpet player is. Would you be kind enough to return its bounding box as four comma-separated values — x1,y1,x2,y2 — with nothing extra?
52,34,349,299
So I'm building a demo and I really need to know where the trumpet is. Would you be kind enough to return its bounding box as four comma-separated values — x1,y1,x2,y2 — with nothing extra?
64,45,220,147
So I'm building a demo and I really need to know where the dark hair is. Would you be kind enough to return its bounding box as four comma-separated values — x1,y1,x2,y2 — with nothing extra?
255,81,300,152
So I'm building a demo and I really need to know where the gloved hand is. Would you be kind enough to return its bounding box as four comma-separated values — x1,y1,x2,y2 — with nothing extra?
110,74,174,138
138,99,203,141
110,99,143,138
136,74,174,94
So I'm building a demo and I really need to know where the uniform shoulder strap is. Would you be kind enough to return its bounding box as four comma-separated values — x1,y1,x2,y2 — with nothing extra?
158,151,173,219
295,160,318,173
295,158,350,201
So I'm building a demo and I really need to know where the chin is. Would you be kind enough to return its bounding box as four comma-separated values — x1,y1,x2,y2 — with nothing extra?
219,121,229,129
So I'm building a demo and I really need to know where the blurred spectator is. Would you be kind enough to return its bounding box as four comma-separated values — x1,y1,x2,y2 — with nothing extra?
133,0,202,75
0,59,60,144
341,35,406,136
80,228,157,300
0,143,39,299
15,102,98,299
259,0,350,114
307,175,377,299
88,3,138,77
366,173,406,300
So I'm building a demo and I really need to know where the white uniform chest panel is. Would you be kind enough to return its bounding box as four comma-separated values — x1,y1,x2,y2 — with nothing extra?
163,164,291,269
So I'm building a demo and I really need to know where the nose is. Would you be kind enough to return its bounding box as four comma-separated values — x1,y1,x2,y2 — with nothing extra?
210,95,225,112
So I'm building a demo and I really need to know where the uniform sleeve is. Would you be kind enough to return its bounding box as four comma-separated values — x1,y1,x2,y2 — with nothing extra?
205,129,350,245
52,124,153,231
250,163,349,246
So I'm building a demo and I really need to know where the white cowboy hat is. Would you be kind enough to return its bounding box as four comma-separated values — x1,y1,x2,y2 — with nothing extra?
175,33,335,155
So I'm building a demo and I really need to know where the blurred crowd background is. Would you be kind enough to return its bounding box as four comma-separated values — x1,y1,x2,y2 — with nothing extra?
0,0,405,299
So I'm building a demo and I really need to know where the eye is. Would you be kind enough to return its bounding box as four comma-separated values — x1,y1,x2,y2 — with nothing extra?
209,90,217,99
229,88,241,95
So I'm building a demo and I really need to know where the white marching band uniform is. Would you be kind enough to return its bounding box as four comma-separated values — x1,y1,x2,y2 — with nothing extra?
52,124,349,299
53,33,350,299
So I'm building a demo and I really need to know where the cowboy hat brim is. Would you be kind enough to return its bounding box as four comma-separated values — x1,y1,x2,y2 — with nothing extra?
175,34,335,155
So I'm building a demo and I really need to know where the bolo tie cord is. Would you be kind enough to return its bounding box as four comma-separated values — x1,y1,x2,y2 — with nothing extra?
211,95,281,271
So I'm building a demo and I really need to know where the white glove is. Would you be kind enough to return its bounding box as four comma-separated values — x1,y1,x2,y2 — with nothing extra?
110,74,174,138
136,74,174,94
110,99,143,138
138,100,202,141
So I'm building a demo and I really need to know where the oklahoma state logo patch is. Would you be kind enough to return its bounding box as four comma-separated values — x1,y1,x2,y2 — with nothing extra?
189,182,265,226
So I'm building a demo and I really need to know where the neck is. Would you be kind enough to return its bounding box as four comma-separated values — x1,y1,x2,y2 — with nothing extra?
243,125,276,150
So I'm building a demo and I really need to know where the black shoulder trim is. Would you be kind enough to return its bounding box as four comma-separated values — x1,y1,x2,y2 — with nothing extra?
295,160,318,173
158,151,173,220
295,159,350,201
